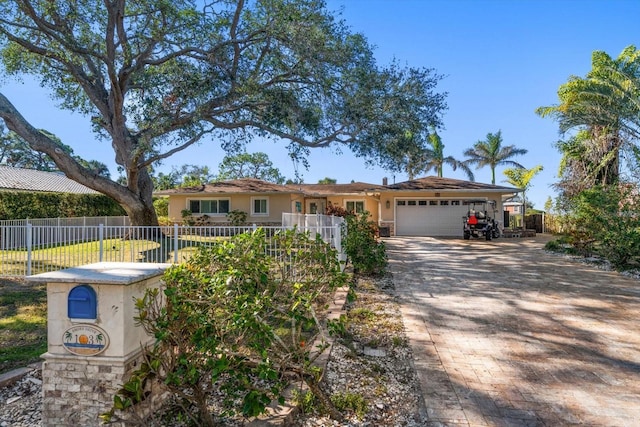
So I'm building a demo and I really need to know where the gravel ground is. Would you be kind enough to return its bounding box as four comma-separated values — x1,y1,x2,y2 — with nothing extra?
0,273,426,426
0,368,42,427
291,274,425,426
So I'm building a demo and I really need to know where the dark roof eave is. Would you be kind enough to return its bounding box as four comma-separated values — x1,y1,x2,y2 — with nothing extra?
382,188,520,193
154,191,301,196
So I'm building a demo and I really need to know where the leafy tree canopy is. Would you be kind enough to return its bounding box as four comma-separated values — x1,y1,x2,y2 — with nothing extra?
317,177,337,184
148,164,215,190
0,0,447,225
537,46,640,141
537,46,640,198
217,152,285,183
0,124,110,177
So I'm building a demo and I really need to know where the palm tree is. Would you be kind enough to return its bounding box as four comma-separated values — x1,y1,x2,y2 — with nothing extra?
503,165,544,228
406,129,474,181
463,130,527,184
536,46,640,196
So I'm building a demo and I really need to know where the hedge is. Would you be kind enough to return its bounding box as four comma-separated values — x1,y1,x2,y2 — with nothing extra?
0,191,126,220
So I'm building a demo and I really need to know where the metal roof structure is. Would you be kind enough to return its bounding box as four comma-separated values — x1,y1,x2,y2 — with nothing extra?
0,165,97,194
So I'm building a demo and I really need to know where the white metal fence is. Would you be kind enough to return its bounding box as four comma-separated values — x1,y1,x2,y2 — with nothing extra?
0,215,345,277
0,216,131,250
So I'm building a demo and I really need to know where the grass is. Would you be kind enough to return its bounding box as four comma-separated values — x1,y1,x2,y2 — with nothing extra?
0,279,47,374
0,236,227,276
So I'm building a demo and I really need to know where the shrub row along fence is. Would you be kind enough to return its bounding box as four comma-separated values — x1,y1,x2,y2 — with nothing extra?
0,214,344,277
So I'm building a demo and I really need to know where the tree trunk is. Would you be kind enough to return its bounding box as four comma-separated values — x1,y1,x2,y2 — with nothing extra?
124,203,159,227
122,167,160,226
0,93,161,226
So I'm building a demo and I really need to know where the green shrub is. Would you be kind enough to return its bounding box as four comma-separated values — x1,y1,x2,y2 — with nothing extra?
292,389,318,414
156,216,172,226
342,212,387,276
544,239,563,252
152,197,169,217
566,186,640,268
331,392,367,419
0,191,124,220
180,209,194,226
103,229,347,425
226,209,247,226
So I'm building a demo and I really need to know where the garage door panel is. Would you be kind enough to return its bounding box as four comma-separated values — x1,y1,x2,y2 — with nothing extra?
396,200,469,236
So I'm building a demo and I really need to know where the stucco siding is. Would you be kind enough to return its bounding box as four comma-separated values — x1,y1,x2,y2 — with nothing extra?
166,193,295,224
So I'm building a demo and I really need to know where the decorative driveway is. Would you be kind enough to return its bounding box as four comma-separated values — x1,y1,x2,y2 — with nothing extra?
387,236,640,426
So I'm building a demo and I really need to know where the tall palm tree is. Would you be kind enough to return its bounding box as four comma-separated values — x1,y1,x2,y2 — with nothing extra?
406,129,474,181
537,46,640,196
463,130,527,184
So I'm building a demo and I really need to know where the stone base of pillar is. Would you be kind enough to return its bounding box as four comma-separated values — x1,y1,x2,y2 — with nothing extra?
41,349,165,427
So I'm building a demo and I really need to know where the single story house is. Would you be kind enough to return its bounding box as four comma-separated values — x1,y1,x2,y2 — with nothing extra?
155,176,520,237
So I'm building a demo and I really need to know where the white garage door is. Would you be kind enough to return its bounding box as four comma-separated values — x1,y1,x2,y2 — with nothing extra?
395,199,470,236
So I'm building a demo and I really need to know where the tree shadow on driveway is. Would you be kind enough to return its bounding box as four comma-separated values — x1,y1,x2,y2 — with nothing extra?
387,236,640,426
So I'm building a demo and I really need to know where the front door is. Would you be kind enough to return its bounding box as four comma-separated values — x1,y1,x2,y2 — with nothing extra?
306,199,326,214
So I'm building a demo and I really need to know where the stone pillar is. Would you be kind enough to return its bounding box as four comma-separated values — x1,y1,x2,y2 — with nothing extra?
30,262,170,427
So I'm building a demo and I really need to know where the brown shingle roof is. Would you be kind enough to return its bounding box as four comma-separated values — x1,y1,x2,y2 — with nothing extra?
154,178,301,195
154,176,519,196
294,182,386,196
387,176,519,192
0,165,98,194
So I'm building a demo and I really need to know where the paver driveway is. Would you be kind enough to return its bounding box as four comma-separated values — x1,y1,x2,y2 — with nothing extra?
387,236,640,427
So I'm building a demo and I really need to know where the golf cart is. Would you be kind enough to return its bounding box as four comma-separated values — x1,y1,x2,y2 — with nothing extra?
462,200,501,240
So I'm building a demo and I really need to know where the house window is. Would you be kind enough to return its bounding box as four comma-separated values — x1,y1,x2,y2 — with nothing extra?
418,200,427,206
429,200,438,206
407,200,417,206
189,199,230,215
295,201,302,213
440,200,449,206
346,200,365,213
397,200,406,206
451,200,460,206
252,197,269,215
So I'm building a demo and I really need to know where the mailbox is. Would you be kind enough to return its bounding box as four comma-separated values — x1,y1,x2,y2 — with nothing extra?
31,262,171,427
67,284,97,320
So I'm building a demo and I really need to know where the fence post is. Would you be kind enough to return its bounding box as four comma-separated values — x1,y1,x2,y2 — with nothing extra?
174,223,179,263
99,224,104,262
253,223,257,232
26,223,32,276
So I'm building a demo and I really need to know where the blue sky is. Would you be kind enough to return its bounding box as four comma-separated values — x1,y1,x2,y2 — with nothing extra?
1,0,639,209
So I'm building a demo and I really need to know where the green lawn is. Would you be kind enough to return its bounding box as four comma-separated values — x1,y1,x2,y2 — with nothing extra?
0,236,231,276
0,279,47,374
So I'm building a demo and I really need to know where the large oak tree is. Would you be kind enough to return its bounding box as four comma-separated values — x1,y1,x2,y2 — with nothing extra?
0,0,446,225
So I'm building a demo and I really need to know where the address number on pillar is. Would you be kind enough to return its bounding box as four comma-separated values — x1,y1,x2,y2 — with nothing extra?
62,324,110,356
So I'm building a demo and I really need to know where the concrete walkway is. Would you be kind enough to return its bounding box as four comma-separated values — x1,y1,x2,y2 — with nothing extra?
387,236,640,427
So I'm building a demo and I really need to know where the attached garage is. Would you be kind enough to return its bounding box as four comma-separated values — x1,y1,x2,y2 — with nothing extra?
378,177,520,237
395,199,470,236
